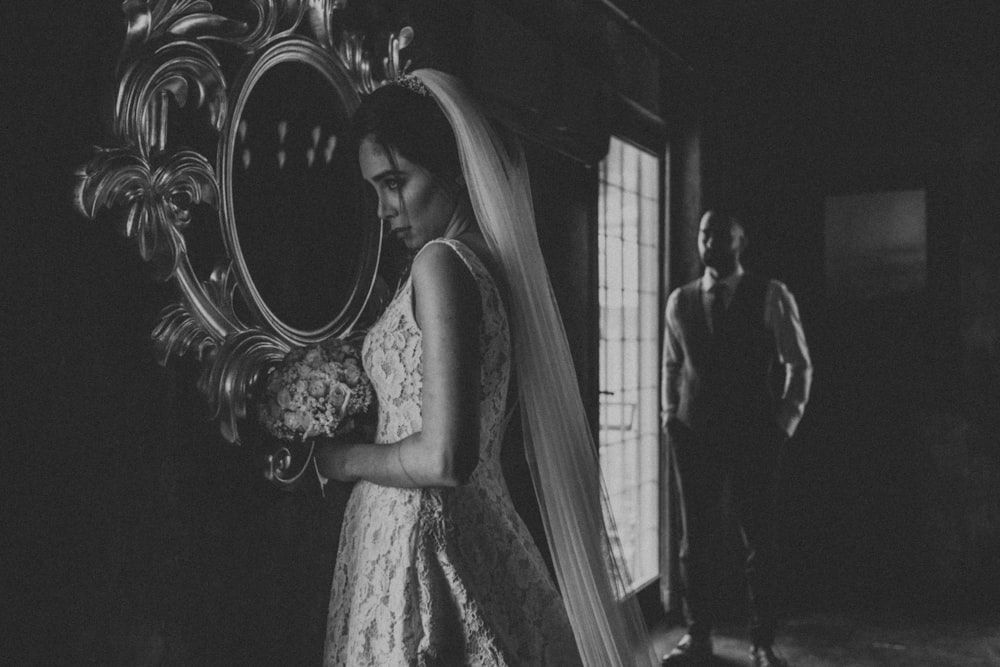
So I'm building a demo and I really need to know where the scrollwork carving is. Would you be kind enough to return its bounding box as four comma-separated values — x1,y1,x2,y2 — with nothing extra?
234,0,310,52
77,147,218,278
151,263,246,363
120,0,240,60
77,0,407,443
114,41,227,153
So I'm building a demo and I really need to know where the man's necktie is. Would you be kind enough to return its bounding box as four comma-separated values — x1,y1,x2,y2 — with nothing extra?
710,283,728,334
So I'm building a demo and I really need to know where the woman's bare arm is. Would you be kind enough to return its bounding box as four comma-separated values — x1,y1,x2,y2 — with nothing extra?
315,242,481,487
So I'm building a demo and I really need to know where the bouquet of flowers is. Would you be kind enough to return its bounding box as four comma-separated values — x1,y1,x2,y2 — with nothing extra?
257,338,375,442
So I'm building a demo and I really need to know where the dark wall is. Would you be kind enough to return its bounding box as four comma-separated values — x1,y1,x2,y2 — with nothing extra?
686,2,1000,612
6,4,352,664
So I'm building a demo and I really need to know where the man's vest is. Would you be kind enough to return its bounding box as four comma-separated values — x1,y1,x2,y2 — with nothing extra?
673,272,779,437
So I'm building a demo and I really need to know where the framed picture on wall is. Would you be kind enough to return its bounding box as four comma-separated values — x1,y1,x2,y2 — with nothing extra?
824,189,927,302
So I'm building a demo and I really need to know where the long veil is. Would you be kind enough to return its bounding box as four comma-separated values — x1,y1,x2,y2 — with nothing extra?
415,69,658,666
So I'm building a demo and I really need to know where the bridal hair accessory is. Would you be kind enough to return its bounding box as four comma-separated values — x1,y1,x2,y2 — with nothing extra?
389,73,431,97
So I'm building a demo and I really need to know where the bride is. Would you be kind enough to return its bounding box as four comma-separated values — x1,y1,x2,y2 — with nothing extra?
314,69,657,666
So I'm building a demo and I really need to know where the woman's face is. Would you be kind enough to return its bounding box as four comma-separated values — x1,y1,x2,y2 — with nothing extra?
359,136,458,251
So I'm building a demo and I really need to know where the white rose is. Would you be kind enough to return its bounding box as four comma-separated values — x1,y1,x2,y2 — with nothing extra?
307,379,328,398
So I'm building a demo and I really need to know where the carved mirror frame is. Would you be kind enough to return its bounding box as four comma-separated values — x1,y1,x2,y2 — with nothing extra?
77,0,408,443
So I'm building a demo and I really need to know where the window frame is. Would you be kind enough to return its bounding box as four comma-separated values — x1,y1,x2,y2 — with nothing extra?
596,126,669,600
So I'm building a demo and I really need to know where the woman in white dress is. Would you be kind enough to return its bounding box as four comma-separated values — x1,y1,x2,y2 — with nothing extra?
315,70,657,666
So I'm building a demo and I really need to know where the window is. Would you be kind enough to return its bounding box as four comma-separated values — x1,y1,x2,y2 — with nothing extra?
598,137,665,590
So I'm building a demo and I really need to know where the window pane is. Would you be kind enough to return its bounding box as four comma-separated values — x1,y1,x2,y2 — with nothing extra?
622,193,639,244
605,138,623,186
604,234,623,295
640,150,659,197
622,143,639,193
640,195,658,246
639,243,659,295
605,186,623,236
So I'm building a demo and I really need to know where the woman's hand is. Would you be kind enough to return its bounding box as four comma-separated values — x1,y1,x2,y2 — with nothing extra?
314,439,357,483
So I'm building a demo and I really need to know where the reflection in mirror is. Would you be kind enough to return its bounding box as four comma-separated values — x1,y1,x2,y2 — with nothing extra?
233,61,370,333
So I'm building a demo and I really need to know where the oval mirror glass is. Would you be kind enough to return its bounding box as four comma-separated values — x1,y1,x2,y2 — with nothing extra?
222,41,378,345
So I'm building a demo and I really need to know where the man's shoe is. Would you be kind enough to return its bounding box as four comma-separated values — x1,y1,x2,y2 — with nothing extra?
661,633,713,665
750,644,789,667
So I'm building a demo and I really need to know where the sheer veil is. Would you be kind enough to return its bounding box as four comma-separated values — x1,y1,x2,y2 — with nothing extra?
415,69,658,666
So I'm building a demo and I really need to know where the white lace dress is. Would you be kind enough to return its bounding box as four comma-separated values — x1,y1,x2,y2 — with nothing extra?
324,239,580,666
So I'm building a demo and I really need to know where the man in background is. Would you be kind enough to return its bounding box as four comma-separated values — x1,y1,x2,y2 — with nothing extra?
661,209,812,667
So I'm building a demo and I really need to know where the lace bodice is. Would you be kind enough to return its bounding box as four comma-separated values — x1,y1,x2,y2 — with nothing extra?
324,238,579,666
361,238,511,472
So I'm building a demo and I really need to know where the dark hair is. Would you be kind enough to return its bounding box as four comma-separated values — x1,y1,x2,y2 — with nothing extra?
703,208,748,237
349,83,462,180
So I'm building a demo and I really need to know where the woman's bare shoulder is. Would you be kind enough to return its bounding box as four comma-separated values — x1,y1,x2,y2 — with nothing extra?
410,241,480,320
411,240,469,283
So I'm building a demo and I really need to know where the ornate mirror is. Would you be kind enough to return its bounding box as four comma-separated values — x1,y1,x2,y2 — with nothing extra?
76,1,410,446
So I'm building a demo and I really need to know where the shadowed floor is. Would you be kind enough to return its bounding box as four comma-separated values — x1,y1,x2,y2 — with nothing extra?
651,612,1000,666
